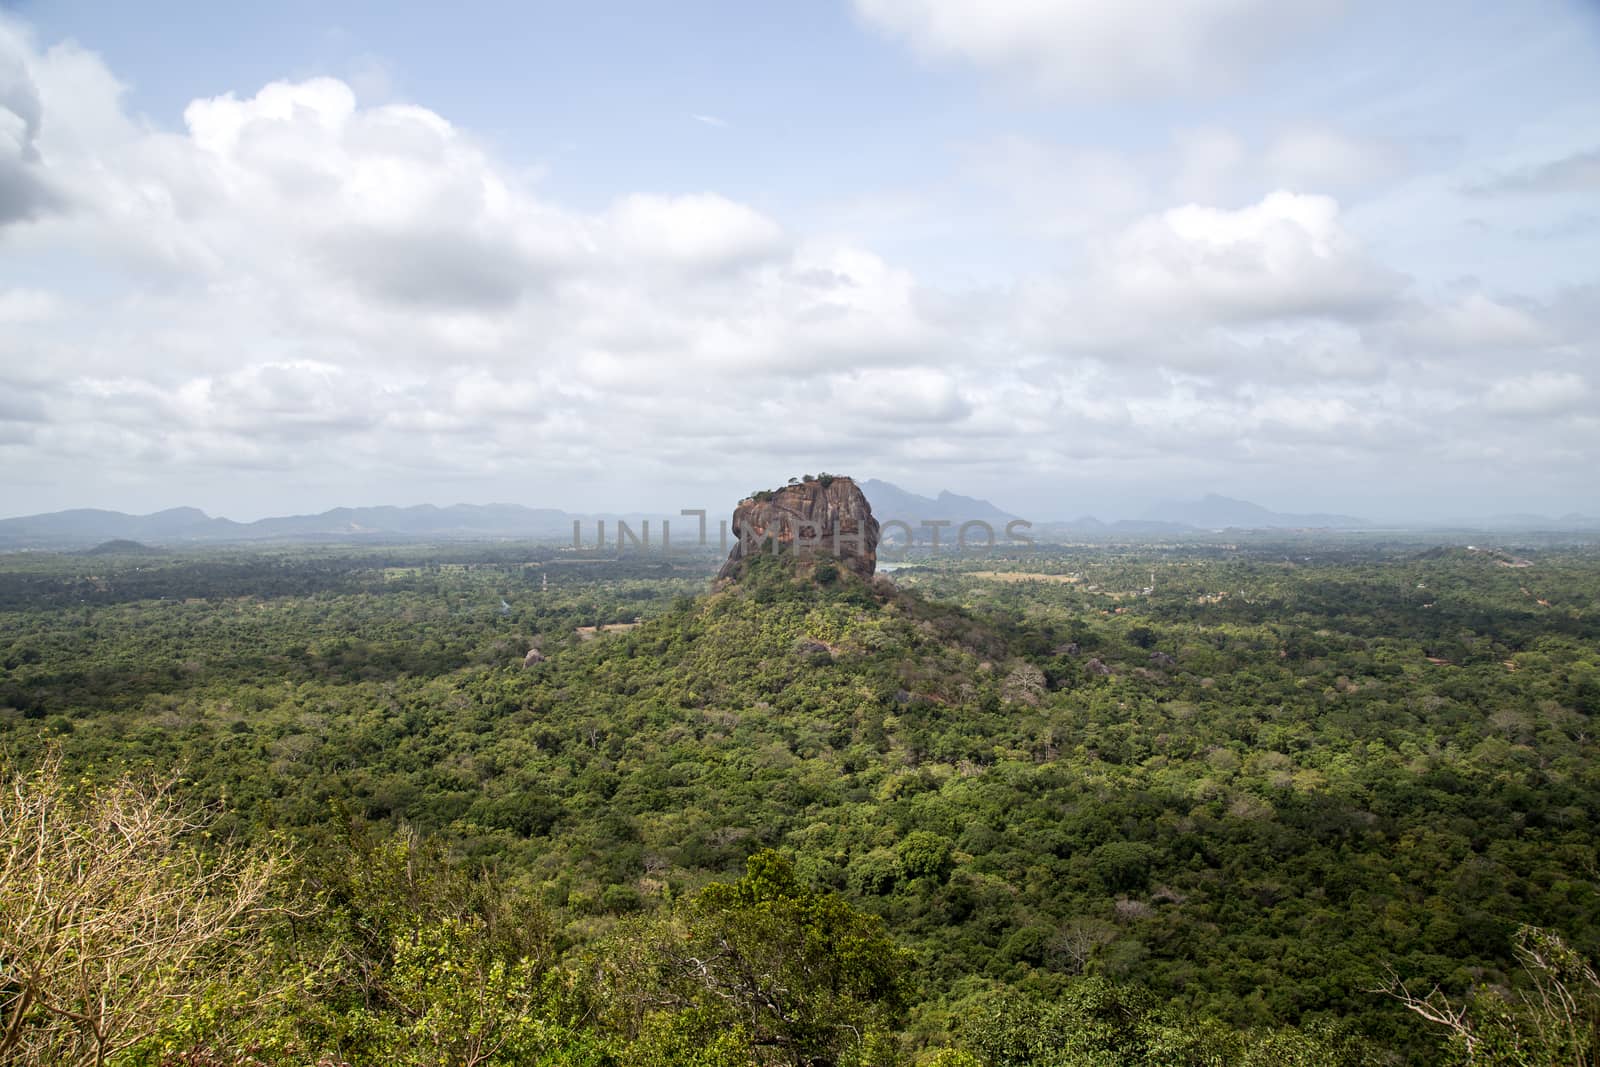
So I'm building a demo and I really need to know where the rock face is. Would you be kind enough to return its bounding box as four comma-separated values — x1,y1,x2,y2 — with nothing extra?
718,476,880,581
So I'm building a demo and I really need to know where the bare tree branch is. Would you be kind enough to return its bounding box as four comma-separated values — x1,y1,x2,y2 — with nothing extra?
0,751,293,1067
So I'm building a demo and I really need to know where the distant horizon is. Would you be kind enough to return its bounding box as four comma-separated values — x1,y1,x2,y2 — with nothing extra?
3,482,1597,532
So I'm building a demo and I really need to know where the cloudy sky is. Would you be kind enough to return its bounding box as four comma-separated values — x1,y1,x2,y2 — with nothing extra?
2,1,1598,522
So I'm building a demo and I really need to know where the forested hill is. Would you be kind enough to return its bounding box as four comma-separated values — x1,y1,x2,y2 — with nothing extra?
2,543,1599,1063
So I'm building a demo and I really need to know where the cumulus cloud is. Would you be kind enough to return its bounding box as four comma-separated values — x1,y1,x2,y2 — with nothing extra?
1098,191,1399,321
0,17,1594,517
0,31,961,498
1384,291,1551,353
1482,372,1590,417
1019,191,1401,357
830,367,971,424
1168,125,1410,204
0,21,64,225
605,193,786,270
318,225,536,310
853,0,1344,97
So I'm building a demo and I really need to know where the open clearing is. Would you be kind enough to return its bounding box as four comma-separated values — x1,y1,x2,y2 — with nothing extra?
967,571,1081,584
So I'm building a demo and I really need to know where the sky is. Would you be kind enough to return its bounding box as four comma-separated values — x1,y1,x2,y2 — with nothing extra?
1,0,1598,523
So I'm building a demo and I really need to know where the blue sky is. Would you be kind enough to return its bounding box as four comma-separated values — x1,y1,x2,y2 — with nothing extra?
2,0,1598,521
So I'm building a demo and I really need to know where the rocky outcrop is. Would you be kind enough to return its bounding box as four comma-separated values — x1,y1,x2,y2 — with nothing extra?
718,475,880,581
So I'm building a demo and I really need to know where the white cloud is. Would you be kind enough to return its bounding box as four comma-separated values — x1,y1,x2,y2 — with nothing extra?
1248,391,1369,438
831,367,971,424
1482,371,1590,417
605,193,786,270
854,0,1344,97
0,17,1595,518
1097,191,1399,322
0,34,959,496
0,20,63,225
1387,291,1551,353
1167,124,1410,205
0,287,62,323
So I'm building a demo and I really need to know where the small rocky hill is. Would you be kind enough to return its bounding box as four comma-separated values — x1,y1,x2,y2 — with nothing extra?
83,539,162,556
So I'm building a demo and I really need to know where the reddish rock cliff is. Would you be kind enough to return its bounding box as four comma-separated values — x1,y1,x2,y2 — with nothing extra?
718,476,880,581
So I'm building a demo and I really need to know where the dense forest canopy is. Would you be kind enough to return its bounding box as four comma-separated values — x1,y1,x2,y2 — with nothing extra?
2,537,1599,1064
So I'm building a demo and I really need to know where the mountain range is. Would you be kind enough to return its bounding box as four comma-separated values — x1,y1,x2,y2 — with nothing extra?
1,487,1596,550
858,480,1016,525
0,483,1023,551
0,504,577,550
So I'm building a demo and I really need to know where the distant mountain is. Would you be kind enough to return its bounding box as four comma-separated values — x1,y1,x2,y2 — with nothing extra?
4,487,1021,551
8,491,1591,550
0,507,242,546
241,504,575,540
0,503,581,549
858,480,1016,528
1142,494,1370,530
1459,512,1600,532
83,539,165,556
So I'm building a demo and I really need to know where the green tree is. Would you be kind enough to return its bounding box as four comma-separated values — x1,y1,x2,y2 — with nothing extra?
897,831,956,884
595,850,912,1066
